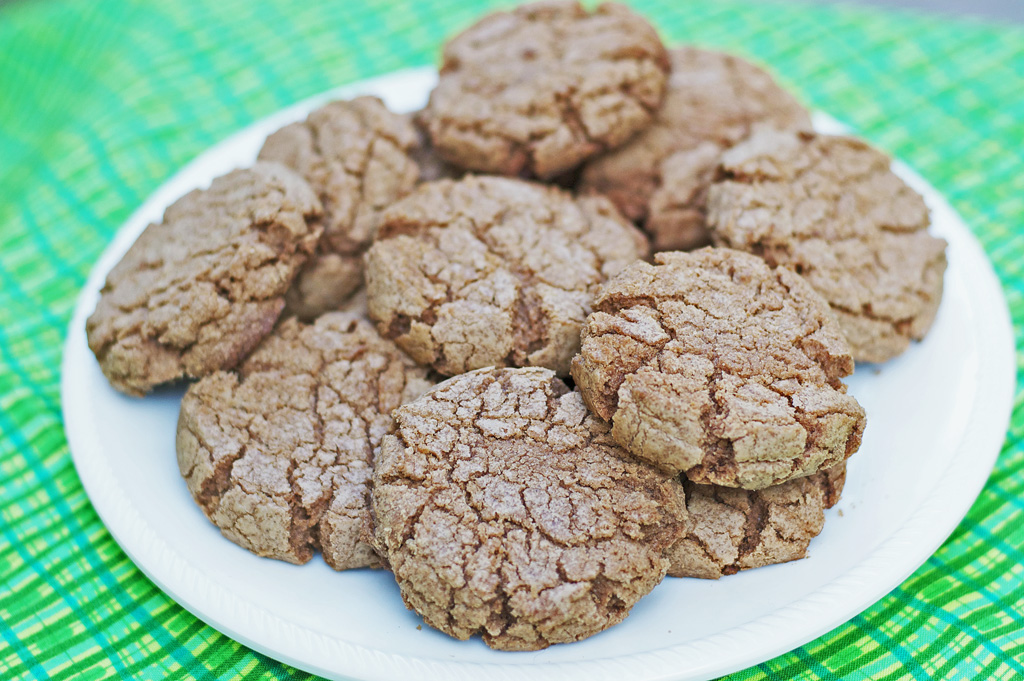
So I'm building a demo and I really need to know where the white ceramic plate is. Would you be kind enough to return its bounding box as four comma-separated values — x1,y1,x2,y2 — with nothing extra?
62,67,1015,681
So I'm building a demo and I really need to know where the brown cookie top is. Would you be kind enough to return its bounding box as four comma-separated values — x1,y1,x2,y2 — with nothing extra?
570,248,866,489
365,176,649,376
177,312,433,570
86,162,323,396
668,463,846,579
421,1,669,179
259,97,420,320
708,129,947,363
579,47,811,251
372,367,686,650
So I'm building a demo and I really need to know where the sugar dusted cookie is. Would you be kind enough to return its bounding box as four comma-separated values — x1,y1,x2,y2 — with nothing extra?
669,463,846,579
708,129,947,363
422,1,669,179
571,248,866,489
579,47,811,251
365,175,649,376
177,312,433,570
259,97,420,320
86,162,323,396
372,367,687,650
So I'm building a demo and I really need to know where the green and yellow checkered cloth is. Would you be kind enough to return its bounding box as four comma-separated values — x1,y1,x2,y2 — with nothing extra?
1,0,1021,678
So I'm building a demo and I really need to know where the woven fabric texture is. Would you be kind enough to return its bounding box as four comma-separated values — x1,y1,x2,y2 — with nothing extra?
1,0,1022,679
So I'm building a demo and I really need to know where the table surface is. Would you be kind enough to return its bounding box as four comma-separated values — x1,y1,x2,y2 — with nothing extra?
1,1,1022,680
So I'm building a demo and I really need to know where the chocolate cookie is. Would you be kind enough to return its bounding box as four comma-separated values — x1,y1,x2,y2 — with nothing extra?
668,463,846,579
177,312,433,569
372,367,687,650
365,176,649,376
707,129,947,363
258,97,420,320
571,248,866,489
421,1,669,179
87,162,323,396
579,47,811,252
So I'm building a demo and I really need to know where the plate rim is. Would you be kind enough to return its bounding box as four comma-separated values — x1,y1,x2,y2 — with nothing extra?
61,66,1017,681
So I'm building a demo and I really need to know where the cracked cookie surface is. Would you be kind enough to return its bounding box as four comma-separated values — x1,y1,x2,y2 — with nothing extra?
259,97,420,320
421,0,669,179
579,47,811,252
372,367,687,650
177,312,433,569
365,175,649,376
571,248,866,489
87,162,323,396
708,129,947,363
669,463,846,579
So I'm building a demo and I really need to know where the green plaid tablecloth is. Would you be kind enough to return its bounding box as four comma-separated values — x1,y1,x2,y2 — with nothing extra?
1,0,1022,678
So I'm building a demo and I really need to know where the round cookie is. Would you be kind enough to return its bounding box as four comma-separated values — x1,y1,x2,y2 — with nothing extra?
177,312,433,569
86,162,323,397
571,248,866,489
421,1,669,179
258,97,420,320
707,129,947,363
371,367,687,650
364,175,649,377
668,463,846,579
578,47,811,252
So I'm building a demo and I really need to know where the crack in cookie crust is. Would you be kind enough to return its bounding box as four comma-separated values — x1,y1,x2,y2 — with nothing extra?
668,463,846,579
579,47,811,251
177,312,433,569
422,1,669,179
365,175,649,377
372,367,686,650
571,248,866,489
259,97,420,320
86,162,323,396
707,129,947,363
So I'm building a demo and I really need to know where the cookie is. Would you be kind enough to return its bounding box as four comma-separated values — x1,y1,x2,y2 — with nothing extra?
365,175,649,376
707,129,947,363
421,1,670,179
258,97,420,320
668,463,846,579
177,312,433,569
372,367,687,650
571,248,866,489
578,47,811,252
408,111,463,183
86,162,323,397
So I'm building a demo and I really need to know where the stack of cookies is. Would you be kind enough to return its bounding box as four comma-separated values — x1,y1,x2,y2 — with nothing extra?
86,0,947,651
